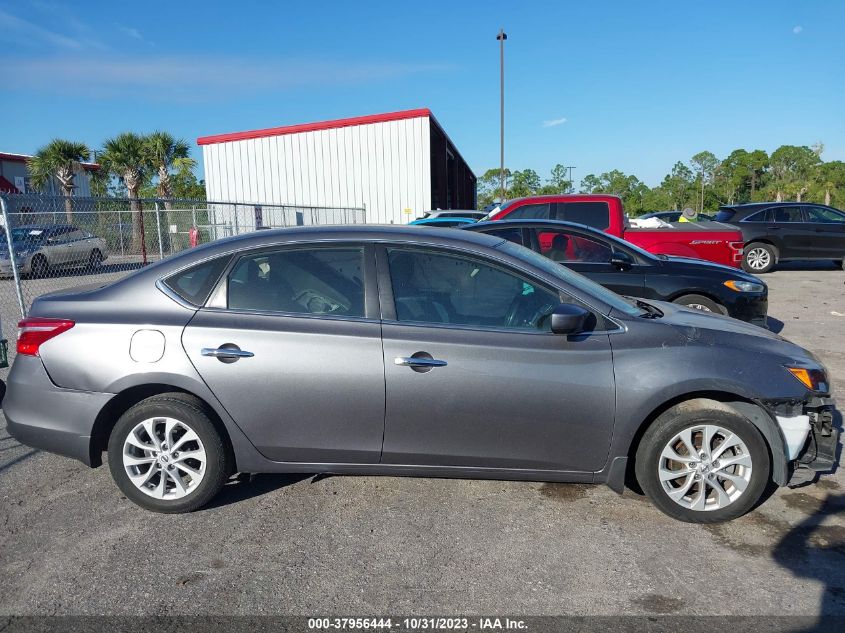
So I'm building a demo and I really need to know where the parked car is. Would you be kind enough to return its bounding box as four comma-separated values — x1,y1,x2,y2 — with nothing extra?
0,224,108,278
714,202,845,273
409,217,477,228
4,226,837,521
465,220,768,326
419,210,487,221
483,195,745,267
640,211,714,222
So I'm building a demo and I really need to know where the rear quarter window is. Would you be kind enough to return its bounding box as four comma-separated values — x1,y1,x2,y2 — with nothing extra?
163,256,230,306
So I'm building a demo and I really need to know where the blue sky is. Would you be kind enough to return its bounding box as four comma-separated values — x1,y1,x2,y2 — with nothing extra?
1,0,843,187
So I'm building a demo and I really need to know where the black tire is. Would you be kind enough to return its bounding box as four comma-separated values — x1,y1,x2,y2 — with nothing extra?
635,399,771,523
835,260,844,270
742,242,777,274
107,393,230,513
89,249,103,269
673,293,725,315
30,254,49,278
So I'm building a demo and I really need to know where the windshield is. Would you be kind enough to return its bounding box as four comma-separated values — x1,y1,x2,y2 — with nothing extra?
496,240,644,317
11,228,46,244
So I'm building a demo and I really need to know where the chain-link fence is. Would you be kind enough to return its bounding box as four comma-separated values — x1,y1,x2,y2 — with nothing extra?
0,193,365,361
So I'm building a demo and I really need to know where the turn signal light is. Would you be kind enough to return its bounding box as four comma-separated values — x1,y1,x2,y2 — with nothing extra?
17,318,75,356
786,366,829,393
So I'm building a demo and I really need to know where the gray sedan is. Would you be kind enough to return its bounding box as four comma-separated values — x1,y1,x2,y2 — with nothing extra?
0,224,108,277
4,226,838,521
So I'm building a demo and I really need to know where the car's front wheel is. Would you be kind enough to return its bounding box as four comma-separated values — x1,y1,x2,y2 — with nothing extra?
107,394,230,513
673,294,724,314
635,400,771,523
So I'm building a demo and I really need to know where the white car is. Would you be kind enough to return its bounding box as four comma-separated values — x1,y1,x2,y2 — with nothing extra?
0,224,108,278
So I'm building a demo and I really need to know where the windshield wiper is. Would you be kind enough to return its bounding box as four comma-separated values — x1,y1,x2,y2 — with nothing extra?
636,299,663,319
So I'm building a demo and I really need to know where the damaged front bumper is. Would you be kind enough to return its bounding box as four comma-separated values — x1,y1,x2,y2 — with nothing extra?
768,396,840,486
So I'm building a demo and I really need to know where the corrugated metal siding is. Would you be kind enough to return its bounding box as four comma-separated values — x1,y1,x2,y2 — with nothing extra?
202,115,432,224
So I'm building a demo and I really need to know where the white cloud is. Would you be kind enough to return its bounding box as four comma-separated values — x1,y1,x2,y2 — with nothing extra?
793,25,803,34
119,26,144,41
0,8,83,49
542,117,567,128
2,55,451,100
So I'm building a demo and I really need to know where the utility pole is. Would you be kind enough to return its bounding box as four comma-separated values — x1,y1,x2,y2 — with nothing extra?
496,28,507,201
565,166,576,193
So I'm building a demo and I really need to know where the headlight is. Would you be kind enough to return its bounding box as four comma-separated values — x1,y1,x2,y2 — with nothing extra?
724,279,765,293
785,366,829,393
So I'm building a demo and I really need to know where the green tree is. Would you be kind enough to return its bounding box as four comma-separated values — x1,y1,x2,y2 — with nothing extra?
548,164,572,193
768,145,821,201
144,131,195,208
99,132,151,253
690,151,719,213
813,161,845,207
477,168,511,209
661,162,695,211
26,139,91,221
509,169,541,197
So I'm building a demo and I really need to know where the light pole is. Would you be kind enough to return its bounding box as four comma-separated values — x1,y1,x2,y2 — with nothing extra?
565,165,576,192
496,28,507,201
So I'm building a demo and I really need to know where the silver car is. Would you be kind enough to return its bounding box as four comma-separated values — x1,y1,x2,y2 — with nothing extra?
0,224,108,277
3,226,838,520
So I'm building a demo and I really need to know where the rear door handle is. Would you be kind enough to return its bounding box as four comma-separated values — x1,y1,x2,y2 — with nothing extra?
394,356,447,368
202,346,255,362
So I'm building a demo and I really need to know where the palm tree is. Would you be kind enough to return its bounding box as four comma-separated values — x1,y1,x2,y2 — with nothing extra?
145,132,196,209
27,139,91,221
99,132,150,255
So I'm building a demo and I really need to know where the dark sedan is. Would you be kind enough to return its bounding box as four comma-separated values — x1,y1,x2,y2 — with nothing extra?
714,202,845,273
465,219,768,327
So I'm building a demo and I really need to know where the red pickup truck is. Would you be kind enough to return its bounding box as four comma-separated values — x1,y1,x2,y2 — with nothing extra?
485,194,744,267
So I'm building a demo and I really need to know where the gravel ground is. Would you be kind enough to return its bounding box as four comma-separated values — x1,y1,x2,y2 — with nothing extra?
0,261,843,617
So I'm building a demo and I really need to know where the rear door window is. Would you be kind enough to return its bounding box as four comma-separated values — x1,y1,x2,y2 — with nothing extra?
554,202,610,229
772,207,803,223
227,247,365,317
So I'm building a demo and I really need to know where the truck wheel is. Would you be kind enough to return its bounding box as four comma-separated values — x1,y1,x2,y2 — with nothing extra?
742,243,776,274
673,294,725,314
107,394,231,513
635,401,771,523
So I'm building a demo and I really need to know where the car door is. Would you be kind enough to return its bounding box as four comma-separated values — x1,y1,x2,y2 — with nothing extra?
44,227,74,266
63,228,87,264
803,206,845,258
768,206,808,258
378,245,617,472
526,226,647,299
181,244,386,464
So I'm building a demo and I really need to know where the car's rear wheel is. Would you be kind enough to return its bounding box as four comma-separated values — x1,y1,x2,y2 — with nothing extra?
107,394,230,513
89,249,103,269
30,254,49,278
742,243,776,274
673,294,724,314
635,401,771,523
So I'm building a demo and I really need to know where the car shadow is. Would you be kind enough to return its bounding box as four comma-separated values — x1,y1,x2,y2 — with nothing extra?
202,472,313,510
767,317,785,333
772,492,845,625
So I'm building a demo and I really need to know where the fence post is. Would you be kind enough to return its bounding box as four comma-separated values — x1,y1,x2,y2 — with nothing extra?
1,195,27,319
154,202,164,260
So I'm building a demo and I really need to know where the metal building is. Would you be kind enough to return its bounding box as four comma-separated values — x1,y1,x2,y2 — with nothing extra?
197,108,476,225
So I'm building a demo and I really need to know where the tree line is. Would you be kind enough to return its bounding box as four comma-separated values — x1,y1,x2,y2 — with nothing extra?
26,133,205,252
477,144,845,215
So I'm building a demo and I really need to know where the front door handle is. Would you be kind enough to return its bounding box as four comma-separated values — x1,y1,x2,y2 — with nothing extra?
202,346,254,363
394,356,447,368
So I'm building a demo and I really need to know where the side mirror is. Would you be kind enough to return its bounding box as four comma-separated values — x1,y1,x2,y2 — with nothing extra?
610,250,633,270
550,303,590,335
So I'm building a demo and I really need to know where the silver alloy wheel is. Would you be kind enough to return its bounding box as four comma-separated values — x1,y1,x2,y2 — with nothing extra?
746,247,771,271
686,303,712,312
657,424,752,511
122,417,207,500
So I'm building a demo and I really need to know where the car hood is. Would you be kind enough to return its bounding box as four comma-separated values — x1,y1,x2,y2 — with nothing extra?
635,299,818,364
660,255,761,281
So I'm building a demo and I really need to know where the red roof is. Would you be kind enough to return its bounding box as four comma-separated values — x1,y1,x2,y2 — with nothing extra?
0,175,21,194
0,152,100,171
197,108,433,146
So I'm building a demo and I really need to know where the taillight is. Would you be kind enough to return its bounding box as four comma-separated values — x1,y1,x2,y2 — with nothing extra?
729,241,744,262
17,318,75,356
